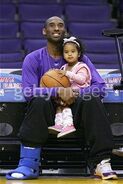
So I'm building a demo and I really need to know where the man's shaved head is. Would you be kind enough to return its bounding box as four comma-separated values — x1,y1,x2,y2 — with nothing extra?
42,16,66,46
44,16,65,28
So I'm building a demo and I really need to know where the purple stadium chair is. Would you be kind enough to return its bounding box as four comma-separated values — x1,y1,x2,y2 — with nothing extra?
0,53,24,62
18,0,61,4
0,22,19,39
0,39,22,53
65,5,113,22
0,0,14,3
87,53,119,64
87,53,120,69
94,63,119,69
63,0,107,4
0,62,23,69
21,22,44,39
0,53,24,68
18,4,63,22
24,39,47,53
68,22,117,39
0,4,16,21
83,39,117,53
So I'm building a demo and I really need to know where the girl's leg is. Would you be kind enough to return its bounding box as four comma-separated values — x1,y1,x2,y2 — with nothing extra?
48,106,63,134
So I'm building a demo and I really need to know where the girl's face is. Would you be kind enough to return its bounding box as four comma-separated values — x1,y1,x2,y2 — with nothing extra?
63,42,80,65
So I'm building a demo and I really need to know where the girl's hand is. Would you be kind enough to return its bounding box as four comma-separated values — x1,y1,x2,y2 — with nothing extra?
57,70,66,77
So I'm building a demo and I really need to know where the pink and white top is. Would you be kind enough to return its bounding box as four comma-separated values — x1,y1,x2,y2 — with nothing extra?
61,62,92,89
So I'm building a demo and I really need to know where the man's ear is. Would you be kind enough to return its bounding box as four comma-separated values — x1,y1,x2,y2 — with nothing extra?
42,28,46,36
64,30,70,38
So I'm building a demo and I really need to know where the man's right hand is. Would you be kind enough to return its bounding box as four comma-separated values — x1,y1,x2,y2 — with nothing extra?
57,87,76,105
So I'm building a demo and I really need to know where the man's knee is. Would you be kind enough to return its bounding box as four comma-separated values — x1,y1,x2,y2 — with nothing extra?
78,95,102,107
31,97,49,106
80,94,100,101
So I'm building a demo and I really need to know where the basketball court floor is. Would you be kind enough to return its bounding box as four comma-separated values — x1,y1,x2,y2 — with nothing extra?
1,176,123,184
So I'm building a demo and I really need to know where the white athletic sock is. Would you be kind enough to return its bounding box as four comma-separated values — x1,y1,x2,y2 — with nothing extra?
62,108,74,127
55,112,63,125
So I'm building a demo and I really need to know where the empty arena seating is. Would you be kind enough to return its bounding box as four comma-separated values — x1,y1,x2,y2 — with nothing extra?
0,0,14,2
0,22,19,38
86,53,120,69
18,4,63,22
24,39,47,53
65,5,113,22
20,22,44,39
68,22,117,39
0,22,23,68
83,39,117,53
0,39,22,53
0,55,24,68
63,0,108,4
83,39,120,69
17,3,64,54
0,3,16,22
64,1,119,69
17,0,61,4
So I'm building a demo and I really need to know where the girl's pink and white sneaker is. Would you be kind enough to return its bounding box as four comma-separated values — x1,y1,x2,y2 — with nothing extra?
57,125,76,138
48,124,63,134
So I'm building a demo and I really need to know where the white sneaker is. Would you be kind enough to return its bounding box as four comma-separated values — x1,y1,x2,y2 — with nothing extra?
112,147,123,157
94,159,118,180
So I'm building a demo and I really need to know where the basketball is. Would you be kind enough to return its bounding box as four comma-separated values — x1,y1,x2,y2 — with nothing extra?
40,69,71,87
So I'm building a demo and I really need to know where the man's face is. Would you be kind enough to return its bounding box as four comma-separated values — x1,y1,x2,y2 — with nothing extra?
43,17,66,43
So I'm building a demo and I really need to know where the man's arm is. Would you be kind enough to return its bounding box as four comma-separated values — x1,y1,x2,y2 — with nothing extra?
22,54,105,102
82,55,106,98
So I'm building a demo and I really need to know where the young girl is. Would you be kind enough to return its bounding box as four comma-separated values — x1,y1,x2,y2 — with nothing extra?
48,36,92,138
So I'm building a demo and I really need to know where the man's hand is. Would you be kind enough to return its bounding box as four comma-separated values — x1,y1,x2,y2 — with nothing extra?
57,87,77,105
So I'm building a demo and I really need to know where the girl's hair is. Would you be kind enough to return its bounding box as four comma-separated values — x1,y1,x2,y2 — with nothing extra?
62,36,85,58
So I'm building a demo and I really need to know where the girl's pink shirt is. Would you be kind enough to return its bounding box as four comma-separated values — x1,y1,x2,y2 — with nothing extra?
61,62,92,89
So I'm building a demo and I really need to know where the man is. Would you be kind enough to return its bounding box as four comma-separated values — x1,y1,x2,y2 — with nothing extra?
6,16,117,180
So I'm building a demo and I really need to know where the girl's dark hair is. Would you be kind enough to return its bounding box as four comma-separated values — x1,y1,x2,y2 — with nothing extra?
62,36,85,59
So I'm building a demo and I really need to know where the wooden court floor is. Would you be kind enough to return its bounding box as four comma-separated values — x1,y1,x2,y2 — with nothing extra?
1,176,123,184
